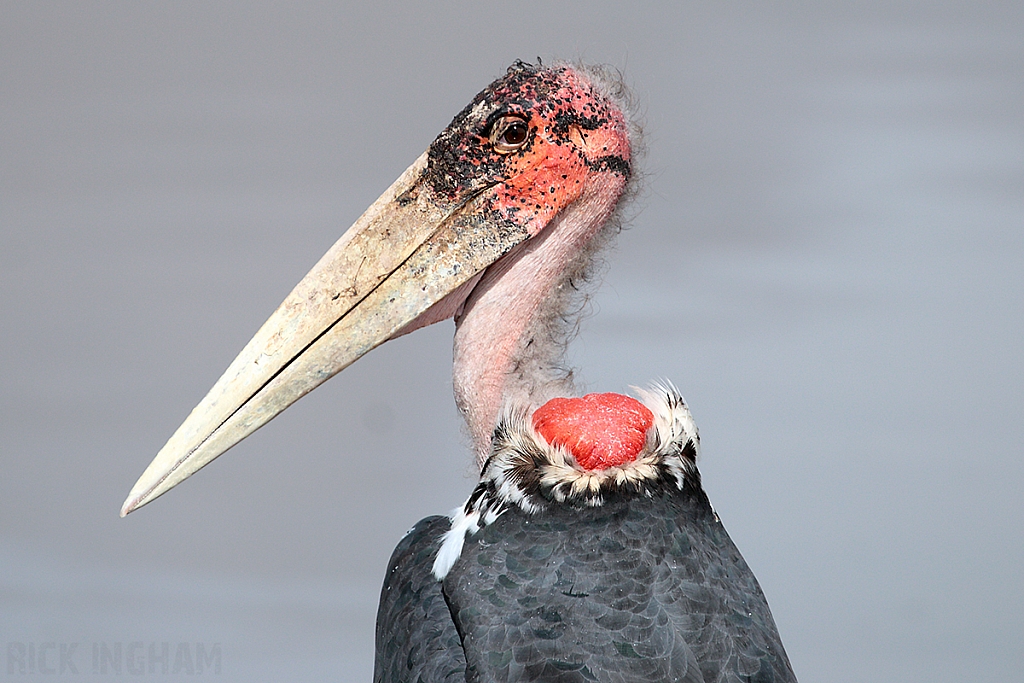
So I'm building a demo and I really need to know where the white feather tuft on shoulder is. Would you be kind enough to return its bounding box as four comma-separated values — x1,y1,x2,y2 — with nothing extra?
432,506,480,580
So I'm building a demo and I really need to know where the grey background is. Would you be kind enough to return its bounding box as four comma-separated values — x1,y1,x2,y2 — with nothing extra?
2,2,1022,681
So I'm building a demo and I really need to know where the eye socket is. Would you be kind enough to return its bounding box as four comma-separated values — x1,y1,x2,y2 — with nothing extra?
489,116,530,154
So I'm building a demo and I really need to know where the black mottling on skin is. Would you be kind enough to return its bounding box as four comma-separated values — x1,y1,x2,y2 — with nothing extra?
588,154,631,177
551,109,609,135
422,64,545,202
419,61,630,205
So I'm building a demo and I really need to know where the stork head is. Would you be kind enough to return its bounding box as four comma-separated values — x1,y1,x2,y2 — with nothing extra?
122,61,635,516
424,61,631,234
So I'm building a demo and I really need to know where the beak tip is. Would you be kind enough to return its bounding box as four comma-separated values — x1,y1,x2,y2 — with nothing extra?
120,483,153,517
120,497,137,517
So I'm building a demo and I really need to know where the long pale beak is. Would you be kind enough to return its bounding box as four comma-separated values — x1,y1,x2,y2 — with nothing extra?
121,152,527,516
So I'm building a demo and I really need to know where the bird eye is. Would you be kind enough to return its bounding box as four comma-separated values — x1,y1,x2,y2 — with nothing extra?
489,116,530,153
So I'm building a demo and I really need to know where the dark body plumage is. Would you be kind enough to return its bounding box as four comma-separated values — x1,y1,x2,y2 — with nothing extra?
375,474,796,683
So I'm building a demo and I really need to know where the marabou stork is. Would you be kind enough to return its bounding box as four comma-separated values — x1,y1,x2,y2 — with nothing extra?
122,61,797,682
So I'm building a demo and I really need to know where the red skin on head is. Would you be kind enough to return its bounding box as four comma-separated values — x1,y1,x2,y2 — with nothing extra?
425,63,631,238
532,393,654,470
487,68,631,237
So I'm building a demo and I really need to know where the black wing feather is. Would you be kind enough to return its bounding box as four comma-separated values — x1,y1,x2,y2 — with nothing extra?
375,487,796,682
375,516,467,683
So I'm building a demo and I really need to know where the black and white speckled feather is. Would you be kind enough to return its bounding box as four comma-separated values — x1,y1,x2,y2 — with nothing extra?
433,384,700,580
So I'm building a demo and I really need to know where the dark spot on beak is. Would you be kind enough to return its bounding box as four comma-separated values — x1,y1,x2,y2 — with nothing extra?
396,187,419,207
